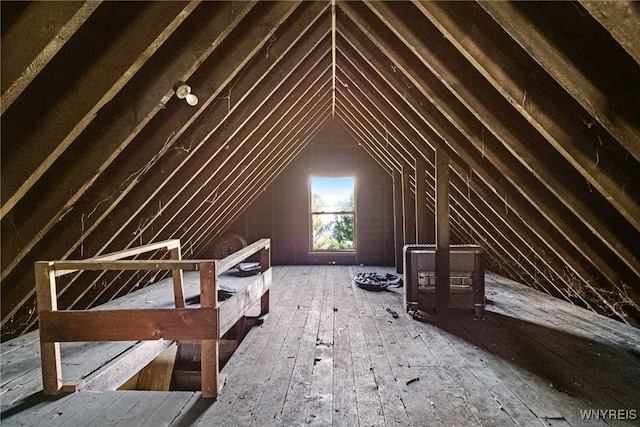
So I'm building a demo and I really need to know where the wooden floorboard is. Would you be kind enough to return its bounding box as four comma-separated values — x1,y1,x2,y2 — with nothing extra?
2,266,639,426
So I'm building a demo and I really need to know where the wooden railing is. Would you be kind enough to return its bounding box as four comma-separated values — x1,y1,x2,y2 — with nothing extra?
35,238,271,399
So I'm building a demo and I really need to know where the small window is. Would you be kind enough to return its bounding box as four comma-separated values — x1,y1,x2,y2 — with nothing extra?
310,177,355,251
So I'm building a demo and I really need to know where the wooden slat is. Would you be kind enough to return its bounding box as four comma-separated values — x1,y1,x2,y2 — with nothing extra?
199,260,219,399
34,262,62,395
38,307,218,342
217,239,270,274
0,1,102,114
51,260,205,276
435,149,450,311
413,0,640,233
91,239,180,261
218,270,272,336
579,0,640,65
1,1,200,218
477,0,640,164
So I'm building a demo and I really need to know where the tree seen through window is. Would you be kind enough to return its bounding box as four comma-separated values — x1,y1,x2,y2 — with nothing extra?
310,177,355,251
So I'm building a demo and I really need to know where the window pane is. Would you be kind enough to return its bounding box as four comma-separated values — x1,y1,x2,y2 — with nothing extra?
312,213,354,250
311,177,354,213
310,177,355,251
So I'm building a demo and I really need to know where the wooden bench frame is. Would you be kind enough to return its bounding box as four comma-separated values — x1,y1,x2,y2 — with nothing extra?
35,238,271,399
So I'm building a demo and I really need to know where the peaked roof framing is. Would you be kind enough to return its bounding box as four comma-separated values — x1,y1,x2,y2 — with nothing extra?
1,1,639,339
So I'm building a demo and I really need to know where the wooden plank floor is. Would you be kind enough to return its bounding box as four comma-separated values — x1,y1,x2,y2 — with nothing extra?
2,265,639,426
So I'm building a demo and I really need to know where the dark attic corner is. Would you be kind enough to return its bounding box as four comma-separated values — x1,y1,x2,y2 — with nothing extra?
1,1,639,426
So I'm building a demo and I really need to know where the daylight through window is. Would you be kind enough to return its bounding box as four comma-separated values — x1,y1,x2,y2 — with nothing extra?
310,177,355,251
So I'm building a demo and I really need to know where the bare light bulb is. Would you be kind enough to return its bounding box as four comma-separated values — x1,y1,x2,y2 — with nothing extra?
185,93,198,106
175,83,198,106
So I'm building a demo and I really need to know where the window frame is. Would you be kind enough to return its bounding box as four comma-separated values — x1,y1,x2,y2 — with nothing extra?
309,176,356,252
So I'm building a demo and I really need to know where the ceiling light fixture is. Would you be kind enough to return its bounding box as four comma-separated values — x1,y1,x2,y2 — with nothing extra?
175,83,198,106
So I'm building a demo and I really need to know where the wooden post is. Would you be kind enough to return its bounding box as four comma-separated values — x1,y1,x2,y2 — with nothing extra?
393,169,404,273
199,261,219,399
435,149,450,312
170,244,185,308
35,261,63,395
402,165,416,246
415,157,429,243
259,244,270,317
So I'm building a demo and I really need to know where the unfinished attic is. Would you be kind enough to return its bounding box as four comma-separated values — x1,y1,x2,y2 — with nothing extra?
2,1,640,425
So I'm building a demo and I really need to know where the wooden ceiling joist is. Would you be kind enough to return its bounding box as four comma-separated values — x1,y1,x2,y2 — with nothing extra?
0,0,259,283
0,1,102,114
414,0,640,233
336,75,583,306
2,1,639,339
64,44,332,310
336,15,635,321
362,0,640,279
0,1,201,218
478,0,640,163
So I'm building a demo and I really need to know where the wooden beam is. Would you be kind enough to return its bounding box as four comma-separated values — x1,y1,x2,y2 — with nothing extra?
1,1,102,114
579,0,640,65
34,262,62,395
477,0,640,164
435,149,450,311
342,1,640,318
337,11,635,319
393,168,404,272
199,261,219,399
1,1,258,283
415,157,429,243
39,307,219,342
191,93,332,257
170,246,185,309
217,239,271,275
414,0,640,233
1,1,201,218
402,166,416,247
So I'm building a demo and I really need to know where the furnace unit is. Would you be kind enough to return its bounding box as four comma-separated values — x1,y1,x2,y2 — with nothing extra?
403,244,485,317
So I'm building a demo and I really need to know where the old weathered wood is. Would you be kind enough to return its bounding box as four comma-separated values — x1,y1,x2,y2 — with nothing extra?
336,43,597,303
415,157,429,244
435,149,450,311
50,5,323,311
0,1,261,327
0,1,101,114
1,1,201,218
39,308,219,342
340,2,637,321
579,0,640,65
218,271,271,336
134,342,178,391
414,0,640,233
199,261,219,399
5,266,640,425
478,0,640,164
34,262,62,395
